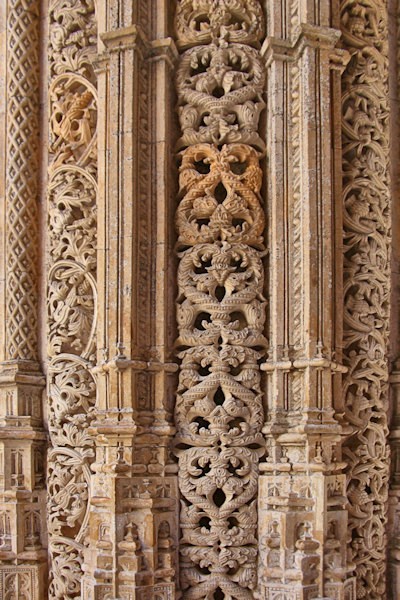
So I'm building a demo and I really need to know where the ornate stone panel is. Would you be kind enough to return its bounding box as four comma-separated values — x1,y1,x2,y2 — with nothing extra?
47,0,98,597
174,2,266,598
341,0,391,597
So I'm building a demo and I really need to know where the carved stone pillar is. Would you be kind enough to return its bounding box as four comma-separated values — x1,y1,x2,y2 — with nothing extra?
0,0,47,597
258,0,356,598
340,0,391,598
174,1,268,597
47,0,98,598
81,2,180,599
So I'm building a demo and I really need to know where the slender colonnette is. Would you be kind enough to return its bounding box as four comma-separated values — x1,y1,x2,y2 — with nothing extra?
47,0,97,597
0,0,47,596
174,2,267,598
341,0,391,597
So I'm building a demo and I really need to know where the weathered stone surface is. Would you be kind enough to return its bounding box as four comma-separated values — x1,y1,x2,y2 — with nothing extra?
0,0,398,598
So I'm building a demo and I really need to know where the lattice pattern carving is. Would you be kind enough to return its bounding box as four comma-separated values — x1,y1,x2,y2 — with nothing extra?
47,0,97,597
341,0,391,597
175,2,266,598
5,0,40,360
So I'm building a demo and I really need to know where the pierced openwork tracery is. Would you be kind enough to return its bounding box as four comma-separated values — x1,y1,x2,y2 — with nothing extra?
47,0,97,597
174,2,266,598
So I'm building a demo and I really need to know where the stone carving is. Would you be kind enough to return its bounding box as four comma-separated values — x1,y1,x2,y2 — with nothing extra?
175,0,265,49
175,1,266,596
5,0,41,360
0,0,48,596
176,45,265,149
49,0,97,78
47,0,97,597
341,0,390,597
176,144,265,247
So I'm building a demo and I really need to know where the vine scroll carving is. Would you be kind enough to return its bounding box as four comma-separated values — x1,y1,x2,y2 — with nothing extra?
174,2,266,598
47,0,97,597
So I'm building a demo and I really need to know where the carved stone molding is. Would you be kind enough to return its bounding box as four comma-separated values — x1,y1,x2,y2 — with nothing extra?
341,0,391,597
47,0,98,597
174,2,266,597
0,0,47,596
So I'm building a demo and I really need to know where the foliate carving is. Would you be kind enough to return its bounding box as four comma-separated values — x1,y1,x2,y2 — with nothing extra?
6,0,40,360
47,166,97,360
49,76,97,169
341,0,390,597
49,0,97,78
175,2,266,597
47,0,97,597
175,0,265,49
176,145,265,247
176,45,265,149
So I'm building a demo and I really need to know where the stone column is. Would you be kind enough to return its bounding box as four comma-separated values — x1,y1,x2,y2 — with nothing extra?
173,1,268,597
258,0,356,597
340,0,391,597
0,0,47,597
81,2,179,598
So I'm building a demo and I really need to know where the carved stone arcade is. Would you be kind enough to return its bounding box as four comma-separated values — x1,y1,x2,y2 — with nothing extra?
0,0,399,599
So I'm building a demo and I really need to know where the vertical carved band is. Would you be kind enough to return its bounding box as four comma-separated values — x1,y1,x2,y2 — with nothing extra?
5,0,40,360
47,1,97,597
341,0,390,597
174,2,266,598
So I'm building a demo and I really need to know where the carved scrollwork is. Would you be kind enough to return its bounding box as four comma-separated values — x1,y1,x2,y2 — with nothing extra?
47,358,96,600
49,0,97,78
177,144,264,247
175,0,265,49
175,3,266,596
340,0,390,597
176,46,265,149
47,263,97,359
47,0,97,597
